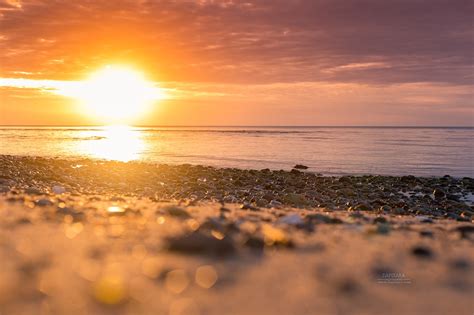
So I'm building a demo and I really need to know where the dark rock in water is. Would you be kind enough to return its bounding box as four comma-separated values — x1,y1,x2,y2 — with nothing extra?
166,231,235,255
433,188,446,199
454,225,474,239
293,164,309,170
411,246,434,259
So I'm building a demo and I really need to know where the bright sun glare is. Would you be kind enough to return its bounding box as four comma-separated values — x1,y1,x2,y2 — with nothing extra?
62,65,165,123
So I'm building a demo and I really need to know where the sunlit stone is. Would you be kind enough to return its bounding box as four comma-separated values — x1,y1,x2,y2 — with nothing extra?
64,222,83,239
195,265,218,289
107,206,125,215
211,230,224,240
165,269,189,294
93,275,127,305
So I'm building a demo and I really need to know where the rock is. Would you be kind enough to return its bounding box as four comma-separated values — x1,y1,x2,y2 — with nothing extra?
352,203,372,211
243,236,265,251
52,185,66,194
373,217,387,224
166,231,235,255
411,246,434,259
269,200,283,208
261,224,294,247
25,187,42,195
293,164,309,170
284,193,308,206
240,203,259,211
36,198,53,207
449,258,471,270
161,205,191,218
306,213,343,224
454,225,474,239
0,186,9,193
277,214,304,226
433,188,446,199
375,223,390,235
419,230,434,238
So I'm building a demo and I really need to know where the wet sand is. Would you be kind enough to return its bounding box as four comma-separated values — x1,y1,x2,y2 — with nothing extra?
0,156,473,315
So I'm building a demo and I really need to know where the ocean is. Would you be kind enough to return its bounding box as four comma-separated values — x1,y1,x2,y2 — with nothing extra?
0,126,473,177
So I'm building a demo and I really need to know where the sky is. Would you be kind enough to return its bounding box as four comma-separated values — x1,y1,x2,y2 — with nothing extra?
0,0,473,126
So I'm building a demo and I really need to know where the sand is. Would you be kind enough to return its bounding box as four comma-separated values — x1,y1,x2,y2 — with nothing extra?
0,156,473,315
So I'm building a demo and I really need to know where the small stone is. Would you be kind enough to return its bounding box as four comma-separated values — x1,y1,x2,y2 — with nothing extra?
240,203,258,211
419,230,434,238
284,193,308,206
449,258,471,270
166,231,235,255
433,188,446,199
375,223,390,235
243,236,265,251
353,203,372,211
411,246,434,259
269,200,283,208
277,214,304,226
373,217,387,224
261,224,293,247
25,187,42,195
162,205,191,218
36,198,53,207
454,225,474,239
0,186,9,193
93,275,127,305
52,185,66,194
107,206,126,216
306,213,343,224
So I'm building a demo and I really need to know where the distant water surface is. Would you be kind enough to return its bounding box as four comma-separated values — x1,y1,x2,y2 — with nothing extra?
0,126,473,177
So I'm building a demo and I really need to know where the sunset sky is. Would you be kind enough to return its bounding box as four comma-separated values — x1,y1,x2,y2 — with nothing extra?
0,0,473,126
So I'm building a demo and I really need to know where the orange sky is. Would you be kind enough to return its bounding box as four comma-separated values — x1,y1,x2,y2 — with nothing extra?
0,0,473,126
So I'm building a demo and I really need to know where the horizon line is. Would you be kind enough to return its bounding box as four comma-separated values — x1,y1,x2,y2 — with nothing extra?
0,124,473,128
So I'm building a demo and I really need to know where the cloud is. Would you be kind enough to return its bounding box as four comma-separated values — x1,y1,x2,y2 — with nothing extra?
0,0,472,85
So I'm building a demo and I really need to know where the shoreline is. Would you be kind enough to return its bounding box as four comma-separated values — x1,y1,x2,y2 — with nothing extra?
0,155,473,314
1,155,473,218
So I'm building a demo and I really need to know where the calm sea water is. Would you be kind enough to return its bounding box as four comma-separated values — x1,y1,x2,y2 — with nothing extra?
0,126,473,177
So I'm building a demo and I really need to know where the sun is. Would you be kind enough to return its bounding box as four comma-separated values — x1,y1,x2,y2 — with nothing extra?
62,65,165,123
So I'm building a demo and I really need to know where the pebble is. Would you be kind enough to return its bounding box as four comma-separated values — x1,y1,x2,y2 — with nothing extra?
52,185,66,194
25,187,42,195
36,198,53,207
162,205,191,218
454,225,474,239
277,214,304,226
166,231,235,255
411,246,434,259
306,213,343,224
419,230,434,238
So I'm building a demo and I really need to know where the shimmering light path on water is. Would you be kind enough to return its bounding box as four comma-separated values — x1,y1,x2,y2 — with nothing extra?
0,126,473,177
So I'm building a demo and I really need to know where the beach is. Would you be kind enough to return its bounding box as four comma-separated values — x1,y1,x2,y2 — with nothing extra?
0,155,473,315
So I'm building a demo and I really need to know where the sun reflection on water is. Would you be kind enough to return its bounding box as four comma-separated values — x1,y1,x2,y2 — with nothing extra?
78,125,146,162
